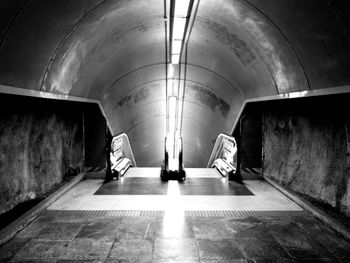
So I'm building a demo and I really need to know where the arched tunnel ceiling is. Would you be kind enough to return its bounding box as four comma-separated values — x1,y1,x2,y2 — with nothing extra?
0,0,350,167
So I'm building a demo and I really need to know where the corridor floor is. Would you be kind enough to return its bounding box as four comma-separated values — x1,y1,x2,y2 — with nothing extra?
0,168,350,262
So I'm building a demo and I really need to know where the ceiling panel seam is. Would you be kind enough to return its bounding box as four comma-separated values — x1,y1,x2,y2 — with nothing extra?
105,78,240,113
119,113,219,137
182,77,242,99
123,116,215,146
102,62,244,101
123,114,166,134
251,47,279,94
101,63,165,99
108,99,166,114
105,79,167,111
0,0,29,49
39,0,111,92
242,0,311,91
187,63,244,97
325,0,350,35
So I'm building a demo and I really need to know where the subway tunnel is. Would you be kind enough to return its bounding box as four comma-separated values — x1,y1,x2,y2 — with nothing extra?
0,0,350,261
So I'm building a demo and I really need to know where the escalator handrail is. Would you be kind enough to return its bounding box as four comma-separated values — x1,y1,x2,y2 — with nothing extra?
111,133,137,167
206,133,235,168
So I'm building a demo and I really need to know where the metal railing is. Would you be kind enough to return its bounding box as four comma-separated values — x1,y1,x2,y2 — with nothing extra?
207,133,236,168
111,133,137,167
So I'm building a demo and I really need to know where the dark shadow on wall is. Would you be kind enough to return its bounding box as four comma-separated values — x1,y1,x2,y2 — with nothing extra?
0,94,107,219
233,112,263,180
237,94,350,218
84,106,108,171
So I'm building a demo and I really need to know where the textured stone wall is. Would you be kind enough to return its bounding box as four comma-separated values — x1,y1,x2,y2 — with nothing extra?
0,97,84,215
263,112,350,216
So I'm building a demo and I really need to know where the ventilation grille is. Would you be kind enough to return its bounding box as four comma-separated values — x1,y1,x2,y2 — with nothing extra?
185,210,306,217
44,210,306,218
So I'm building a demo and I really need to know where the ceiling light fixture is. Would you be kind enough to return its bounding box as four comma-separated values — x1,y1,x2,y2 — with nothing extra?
168,96,177,135
174,0,191,18
170,0,191,65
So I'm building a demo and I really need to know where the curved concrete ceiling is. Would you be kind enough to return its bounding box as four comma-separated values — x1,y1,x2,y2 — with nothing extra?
0,0,350,167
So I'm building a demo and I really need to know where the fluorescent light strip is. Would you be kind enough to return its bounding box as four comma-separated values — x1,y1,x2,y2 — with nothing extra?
168,64,175,78
174,0,191,18
170,1,191,65
177,99,183,131
172,17,186,40
168,96,177,134
171,54,180,64
172,40,182,55
167,79,173,96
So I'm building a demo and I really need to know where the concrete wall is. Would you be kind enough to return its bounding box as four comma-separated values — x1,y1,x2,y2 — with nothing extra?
0,95,85,215
263,110,350,216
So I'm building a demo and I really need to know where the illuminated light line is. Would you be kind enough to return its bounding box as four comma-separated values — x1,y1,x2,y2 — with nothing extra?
170,0,191,64
168,96,177,135
163,181,184,237
164,1,192,172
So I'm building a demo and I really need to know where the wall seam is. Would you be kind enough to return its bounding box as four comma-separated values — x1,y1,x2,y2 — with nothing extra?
0,0,29,49
242,0,311,91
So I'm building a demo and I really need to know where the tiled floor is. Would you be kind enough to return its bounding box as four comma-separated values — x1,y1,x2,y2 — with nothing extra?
1,212,350,262
1,168,350,262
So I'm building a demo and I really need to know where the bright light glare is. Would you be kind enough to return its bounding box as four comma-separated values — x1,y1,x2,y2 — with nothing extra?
166,135,178,170
168,64,175,78
174,0,191,17
172,40,182,55
167,97,179,171
167,79,173,96
167,66,174,94
168,96,177,134
163,210,185,237
168,154,178,171
172,54,180,64
173,18,186,40
167,180,180,196
289,90,308,98
163,181,184,237
176,99,183,130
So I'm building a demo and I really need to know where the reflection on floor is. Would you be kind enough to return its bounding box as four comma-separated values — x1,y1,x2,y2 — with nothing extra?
49,168,301,211
1,168,350,262
95,178,254,196
178,178,254,196
95,178,170,195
